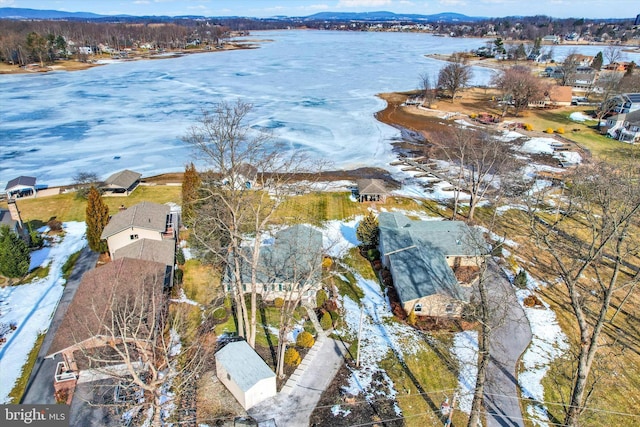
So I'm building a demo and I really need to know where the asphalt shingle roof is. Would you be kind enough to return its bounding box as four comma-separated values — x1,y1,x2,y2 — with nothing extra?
103,169,141,190
101,201,170,239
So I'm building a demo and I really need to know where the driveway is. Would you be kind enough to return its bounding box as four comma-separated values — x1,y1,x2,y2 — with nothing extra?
483,261,532,427
248,337,349,426
21,246,99,404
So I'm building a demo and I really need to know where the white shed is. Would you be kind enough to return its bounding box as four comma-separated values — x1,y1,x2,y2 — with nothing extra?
215,340,276,410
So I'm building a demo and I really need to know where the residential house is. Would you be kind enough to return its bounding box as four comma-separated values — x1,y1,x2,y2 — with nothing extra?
609,93,640,114
0,199,26,239
222,163,259,189
529,85,573,108
570,67,597,91
101,169,142,196
223,224,323,303
378,212,487,317
215,340,276,410
101,201,178,261
356,179,389,203
604,110,640,143
4,176,36,199
541,35,560,44
45,258,169,389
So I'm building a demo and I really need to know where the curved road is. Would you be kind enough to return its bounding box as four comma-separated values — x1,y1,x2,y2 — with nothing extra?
483,261,532,427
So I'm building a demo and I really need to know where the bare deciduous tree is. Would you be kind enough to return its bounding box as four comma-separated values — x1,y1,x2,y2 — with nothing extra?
183,100,325,349
525,160,640,426
491,65,548,117
437,54,473,102
419,72,437,108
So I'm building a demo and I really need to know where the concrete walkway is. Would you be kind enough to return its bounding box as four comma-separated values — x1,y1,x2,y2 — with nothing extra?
21,246,99,404
484,261,532,427
248,337,349,426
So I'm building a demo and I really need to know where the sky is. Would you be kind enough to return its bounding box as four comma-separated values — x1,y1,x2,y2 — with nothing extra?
1,0,639,20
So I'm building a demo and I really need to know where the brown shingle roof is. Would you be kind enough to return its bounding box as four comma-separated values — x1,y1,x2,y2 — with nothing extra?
357,178,388,195
113,238,175,267
47,258,167,357
101,201,170,239
102,169,141,190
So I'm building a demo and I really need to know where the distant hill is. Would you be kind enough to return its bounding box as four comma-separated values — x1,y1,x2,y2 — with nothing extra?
303,11,485,22
0,7,107,19
0,7,484,22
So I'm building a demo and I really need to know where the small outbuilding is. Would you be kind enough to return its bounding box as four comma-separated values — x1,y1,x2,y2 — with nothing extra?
101,169,142,196
215,340,276,410
356,178,388,203
4,176,36,199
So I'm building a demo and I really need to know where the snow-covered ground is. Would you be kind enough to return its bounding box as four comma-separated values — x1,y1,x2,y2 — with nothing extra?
452,331,479,414
0,222,87,403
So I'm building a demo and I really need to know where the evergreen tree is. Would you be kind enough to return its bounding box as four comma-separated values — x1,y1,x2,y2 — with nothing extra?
0,226,30,278
591,51,604,71
320,311,333,330
356,212,379,247
85,186,109,253
182,162,201,227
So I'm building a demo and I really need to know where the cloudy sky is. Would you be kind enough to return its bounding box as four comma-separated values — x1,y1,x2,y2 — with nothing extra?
2,0,639,19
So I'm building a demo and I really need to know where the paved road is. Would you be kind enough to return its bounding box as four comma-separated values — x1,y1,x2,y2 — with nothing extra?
248,337,349,426
483,261,532,427
21,246,99,404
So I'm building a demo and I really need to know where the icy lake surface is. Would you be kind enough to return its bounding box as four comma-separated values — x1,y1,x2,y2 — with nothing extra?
2,30,638,188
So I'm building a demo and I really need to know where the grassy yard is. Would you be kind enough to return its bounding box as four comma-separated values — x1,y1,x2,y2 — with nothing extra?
2,185,181,224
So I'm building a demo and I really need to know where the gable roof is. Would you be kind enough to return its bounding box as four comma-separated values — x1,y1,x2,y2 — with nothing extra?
113,238,175,267
101,201,170,239
548,86,572,103
624,110,640,126
225,225,323,285
103,169,142,190
5,176,36,191
47,258,167,358
379,212,486,304
215,340,275,392
357,178,388,195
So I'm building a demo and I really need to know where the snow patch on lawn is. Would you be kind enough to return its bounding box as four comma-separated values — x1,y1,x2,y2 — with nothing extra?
569,112,591,122
0,222,87,403
451,330,479,414
319,218,361,258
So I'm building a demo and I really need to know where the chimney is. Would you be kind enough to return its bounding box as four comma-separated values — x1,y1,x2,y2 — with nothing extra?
7,199,23,228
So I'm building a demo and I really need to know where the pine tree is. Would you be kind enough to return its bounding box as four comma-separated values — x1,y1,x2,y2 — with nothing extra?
591,51,604,71
85,186,109,253
356,212,379,247
182,162,201,227
0,225,30,278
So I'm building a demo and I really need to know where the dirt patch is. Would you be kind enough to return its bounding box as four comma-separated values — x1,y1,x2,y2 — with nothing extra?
196,370,246,425
309,362,403,427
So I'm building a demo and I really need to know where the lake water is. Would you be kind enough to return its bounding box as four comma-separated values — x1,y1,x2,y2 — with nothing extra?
1,30,638,188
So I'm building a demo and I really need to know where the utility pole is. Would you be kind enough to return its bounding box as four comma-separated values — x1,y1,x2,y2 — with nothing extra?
356,306,364,368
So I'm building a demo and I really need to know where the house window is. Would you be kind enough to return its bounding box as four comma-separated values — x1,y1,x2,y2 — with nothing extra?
278,284,283,291
445,304,455,314
414,303,422,312
130,234,139,240
227,373,231,381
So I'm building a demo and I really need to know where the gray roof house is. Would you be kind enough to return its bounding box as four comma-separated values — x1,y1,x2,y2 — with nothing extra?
357,179,388,203
610,93,640,115
5,176,36,198
605,110,640,143
215,340,276,410
101,201,178,268
378,212,486,317
224,224,323,303
101,169,142,196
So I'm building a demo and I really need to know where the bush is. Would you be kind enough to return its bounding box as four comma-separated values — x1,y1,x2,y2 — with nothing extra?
176,247,185,265
513,269,528,289
320,311,333,330
469,113,478,119
328,310,339,322
556,127,565,134
407,310,417,326
274,297,284,309
367,248,380,261
545,127,554,134
174,268,184,285
523,123,533,131
284,347,301,367
296,331,315,348
322,257,333,269
47,219,63,232
29,231,44,248
316,289,328,308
